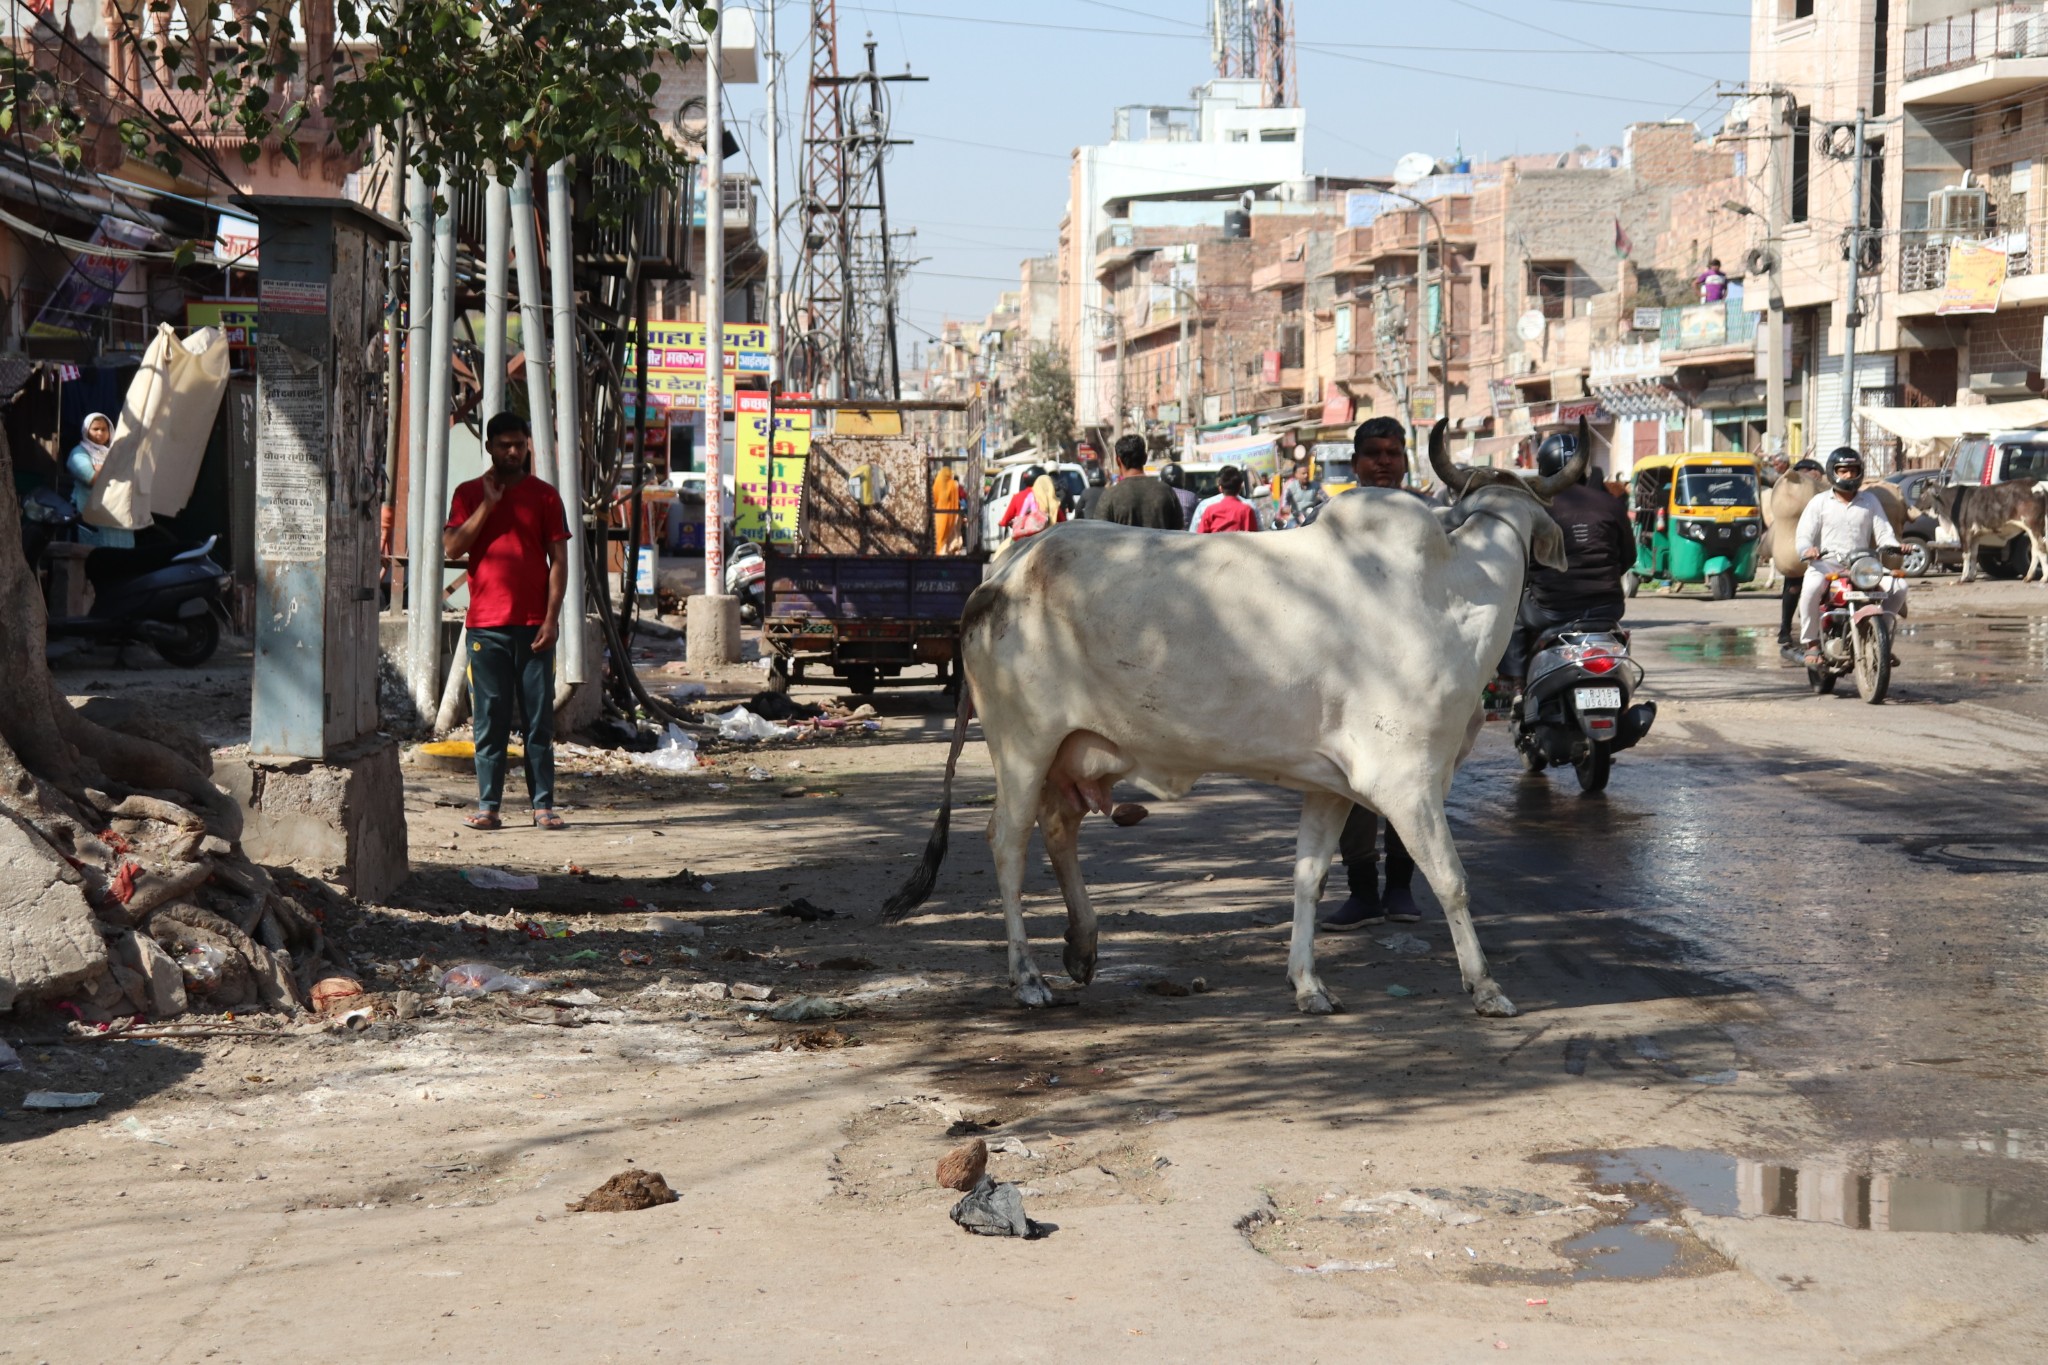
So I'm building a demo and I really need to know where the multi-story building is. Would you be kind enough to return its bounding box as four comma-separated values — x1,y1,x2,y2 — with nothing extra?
1057,80,1308,437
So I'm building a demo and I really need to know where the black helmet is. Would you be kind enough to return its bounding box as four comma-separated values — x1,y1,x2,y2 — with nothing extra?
1087,465,1107,487
1792,457,1825,475
1159,462,1185,489
1535,432,1583,480
1023,464,1047,484
1825,446,1865,495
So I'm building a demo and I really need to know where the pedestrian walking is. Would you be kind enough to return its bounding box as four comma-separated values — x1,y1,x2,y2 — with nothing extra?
443,412,572,831
1159,461,1201,527
1192,466,1260,533
1094,433,1185,529
1000,468,1066,542
932,464,964,553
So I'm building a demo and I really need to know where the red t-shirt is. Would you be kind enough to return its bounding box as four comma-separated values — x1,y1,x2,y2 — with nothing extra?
1195,495,1259,533
445,474,570,628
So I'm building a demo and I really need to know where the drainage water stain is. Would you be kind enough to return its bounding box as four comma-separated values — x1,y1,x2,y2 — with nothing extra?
1546,1147,2048,1241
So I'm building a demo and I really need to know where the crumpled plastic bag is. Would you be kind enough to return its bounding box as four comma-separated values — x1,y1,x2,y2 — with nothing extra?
712,706,794,742
767,996,849,1022
638,724,700,773
438,962,547,997
0,1040,23,1072
462,866,540,891
178,942,227,986
949,1174,1046,1238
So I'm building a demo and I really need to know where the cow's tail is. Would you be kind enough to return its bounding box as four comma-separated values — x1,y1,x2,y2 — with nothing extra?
880,680,974,922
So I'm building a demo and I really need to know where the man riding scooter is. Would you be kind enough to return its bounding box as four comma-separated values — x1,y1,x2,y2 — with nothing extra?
1501,431,1634,688
1797,448,1906,671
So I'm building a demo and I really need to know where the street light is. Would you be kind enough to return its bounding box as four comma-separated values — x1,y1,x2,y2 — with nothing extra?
1372,185,1452,429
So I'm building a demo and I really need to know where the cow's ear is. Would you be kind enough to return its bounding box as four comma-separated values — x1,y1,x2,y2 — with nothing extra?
1530,513,1569,571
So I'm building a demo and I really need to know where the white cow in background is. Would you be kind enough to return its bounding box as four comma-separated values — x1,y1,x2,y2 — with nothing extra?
883,421,1589,1018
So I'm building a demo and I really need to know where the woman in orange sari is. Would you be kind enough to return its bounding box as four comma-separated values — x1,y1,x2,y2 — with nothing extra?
932,465,963,553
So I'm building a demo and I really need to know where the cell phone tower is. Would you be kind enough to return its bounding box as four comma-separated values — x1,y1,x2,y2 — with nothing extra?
1209,0,1296,108
792,9,922,400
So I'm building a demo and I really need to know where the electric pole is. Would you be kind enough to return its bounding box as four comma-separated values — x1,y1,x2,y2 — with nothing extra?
1839,107,1867,452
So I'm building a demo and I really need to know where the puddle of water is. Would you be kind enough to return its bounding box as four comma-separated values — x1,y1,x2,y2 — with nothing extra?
1545,1147,2048,1238
1661,626,1765,668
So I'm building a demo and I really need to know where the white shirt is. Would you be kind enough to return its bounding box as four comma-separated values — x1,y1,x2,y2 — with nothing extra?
1795,488,1898,562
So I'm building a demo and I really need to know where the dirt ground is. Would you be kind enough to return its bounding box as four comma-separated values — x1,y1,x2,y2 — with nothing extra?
5,575,2048,1361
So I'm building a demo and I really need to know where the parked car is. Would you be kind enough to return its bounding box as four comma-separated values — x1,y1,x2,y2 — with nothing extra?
1882,467,1957,577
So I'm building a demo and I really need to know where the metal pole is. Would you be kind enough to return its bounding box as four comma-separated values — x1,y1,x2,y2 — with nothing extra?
1765,91,1787,458
482,172,509,423
412,167,457,718
403,167,430,622
546,160,587,685
511,164,555,479
703,3,730,611
763,0,783,389
1415,208,1428,428
1839,107,1867,452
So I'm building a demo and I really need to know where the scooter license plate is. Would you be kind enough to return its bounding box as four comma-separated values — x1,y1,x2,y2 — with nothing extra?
1574,687,1622,711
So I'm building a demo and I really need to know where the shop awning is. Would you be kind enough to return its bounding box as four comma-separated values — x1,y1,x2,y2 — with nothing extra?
1856,400,2048,441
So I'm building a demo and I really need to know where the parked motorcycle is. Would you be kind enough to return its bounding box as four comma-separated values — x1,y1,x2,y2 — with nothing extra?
20,489,231,667
725,539,766,624
1512,620,1658,794
1805,550,1900,705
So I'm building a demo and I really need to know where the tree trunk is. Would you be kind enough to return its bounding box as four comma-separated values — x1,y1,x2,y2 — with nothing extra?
0,427,343,1021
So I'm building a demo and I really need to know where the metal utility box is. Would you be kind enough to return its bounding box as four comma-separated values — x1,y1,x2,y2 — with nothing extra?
247,197,398,759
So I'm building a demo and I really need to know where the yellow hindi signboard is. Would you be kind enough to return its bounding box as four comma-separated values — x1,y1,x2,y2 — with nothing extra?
733,392,813,547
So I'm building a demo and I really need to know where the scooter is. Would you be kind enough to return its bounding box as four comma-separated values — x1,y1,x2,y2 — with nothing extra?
1511,620,1658,794
20,489,232,667
725,539,766,624
1806,550,1900,705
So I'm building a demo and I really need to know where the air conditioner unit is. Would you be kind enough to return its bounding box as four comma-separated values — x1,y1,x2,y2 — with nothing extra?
1928,183,1988,237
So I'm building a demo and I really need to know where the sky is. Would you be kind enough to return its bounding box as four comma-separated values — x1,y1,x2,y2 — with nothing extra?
720,0,1756,366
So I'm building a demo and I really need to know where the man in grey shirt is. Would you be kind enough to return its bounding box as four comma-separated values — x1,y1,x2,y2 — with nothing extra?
1094,434,1185,530
1276,457,1329,528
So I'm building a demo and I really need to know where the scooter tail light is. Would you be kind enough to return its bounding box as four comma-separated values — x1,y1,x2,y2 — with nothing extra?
1579,649,1620,676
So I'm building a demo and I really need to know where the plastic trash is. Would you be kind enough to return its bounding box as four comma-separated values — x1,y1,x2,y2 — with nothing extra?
553,988,602,1007
667,682,708,703
438,963,546,997
712,706,794,742
23,1091,102,1110
119,1116,172,1146
745,766,772,782
1289,1260,1394,1275
645,915,706,938
1385,984,1415,998
0,1040,22,1072
948,1175,1045,1238
178,943,228,986
1376,932,1430,955
767,996,849,1022
639,724,700,773
461,867,540,892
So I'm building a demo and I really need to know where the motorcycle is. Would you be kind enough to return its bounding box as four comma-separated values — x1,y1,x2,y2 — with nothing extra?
725,539,766,624
1806,550,1900,704
1512,620,1658,794
21,488,231,667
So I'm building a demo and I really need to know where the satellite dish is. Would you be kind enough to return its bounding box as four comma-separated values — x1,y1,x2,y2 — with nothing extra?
1517,310,1548,343
1393,152,1436,186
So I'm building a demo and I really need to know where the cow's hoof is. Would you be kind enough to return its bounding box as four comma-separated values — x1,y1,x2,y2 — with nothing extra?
1062,942,1097,986
1295,988,1342,1016
1015,976,1056,1009
1472,983,1519,1018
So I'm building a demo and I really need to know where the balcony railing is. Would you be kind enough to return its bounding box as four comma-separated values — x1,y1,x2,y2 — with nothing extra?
1658,295,1757,353
1899,225,2040,292
1904,2,2048,82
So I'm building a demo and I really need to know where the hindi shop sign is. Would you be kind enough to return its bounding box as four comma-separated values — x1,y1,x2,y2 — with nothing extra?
732,392,814,547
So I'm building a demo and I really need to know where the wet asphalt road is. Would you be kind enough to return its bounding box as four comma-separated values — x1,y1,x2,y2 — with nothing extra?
1440,575,2048,1199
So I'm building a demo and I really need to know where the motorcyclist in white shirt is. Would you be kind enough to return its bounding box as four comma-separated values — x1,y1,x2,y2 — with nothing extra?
1796,447,1906,670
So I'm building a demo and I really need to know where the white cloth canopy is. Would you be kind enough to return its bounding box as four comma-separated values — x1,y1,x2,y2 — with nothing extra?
1855,399,2048,443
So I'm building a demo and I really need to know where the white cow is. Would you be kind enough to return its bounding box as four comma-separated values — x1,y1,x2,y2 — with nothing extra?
883,422,1587,1018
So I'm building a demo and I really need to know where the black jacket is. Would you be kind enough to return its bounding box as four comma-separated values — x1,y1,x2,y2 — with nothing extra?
1527,481,1632,611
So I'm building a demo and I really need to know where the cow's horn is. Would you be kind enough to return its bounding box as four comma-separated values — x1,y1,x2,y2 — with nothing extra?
1530,416,1594,498
1428,418,1475,494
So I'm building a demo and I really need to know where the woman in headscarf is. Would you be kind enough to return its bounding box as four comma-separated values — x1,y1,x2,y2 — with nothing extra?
65,412,133,549
931,464,962,554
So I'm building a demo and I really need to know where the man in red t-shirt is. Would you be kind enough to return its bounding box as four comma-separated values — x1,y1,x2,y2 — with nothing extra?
444,412,572,830
1192,466,1260,533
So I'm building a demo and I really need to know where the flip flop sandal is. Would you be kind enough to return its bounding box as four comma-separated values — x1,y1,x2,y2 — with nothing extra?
463,811,502,830
532,810,567,830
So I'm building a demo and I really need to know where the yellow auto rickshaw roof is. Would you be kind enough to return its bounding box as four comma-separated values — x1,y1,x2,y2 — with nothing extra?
1632,452,1761,473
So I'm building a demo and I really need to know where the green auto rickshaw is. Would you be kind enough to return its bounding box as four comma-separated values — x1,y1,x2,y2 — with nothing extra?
1625,452,1763,601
